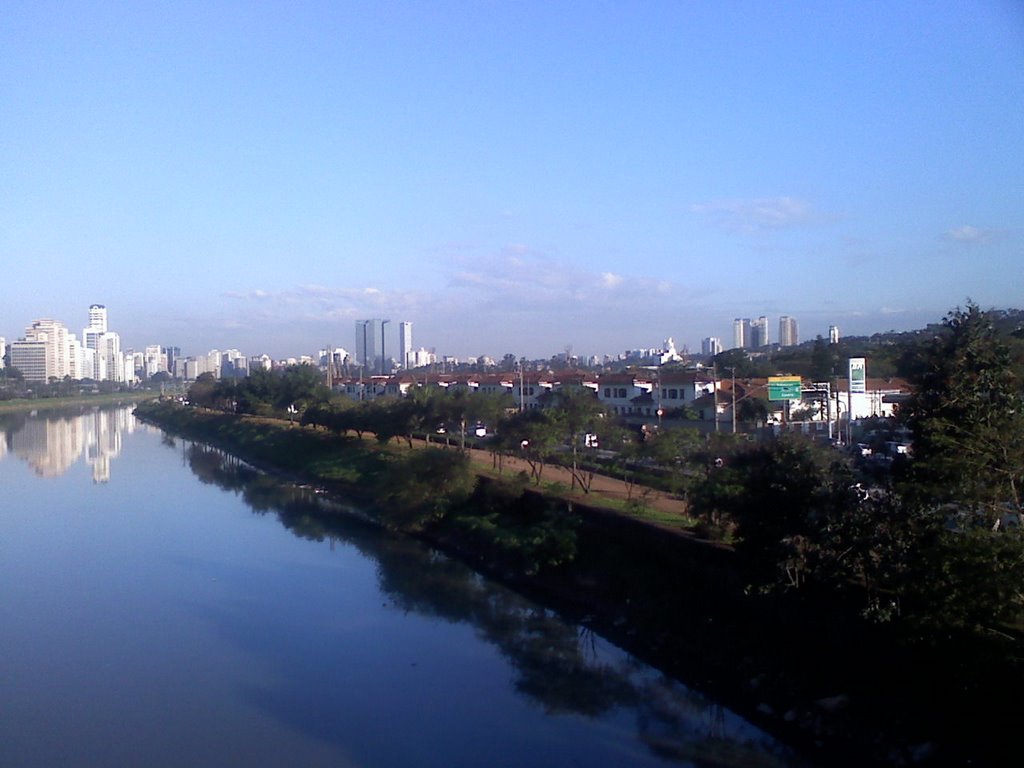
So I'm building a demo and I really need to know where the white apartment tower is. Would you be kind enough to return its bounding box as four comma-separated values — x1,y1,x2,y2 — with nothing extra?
11,319,77,381
732,318,751,350
83,304,124,381
88,304,108,333
829,325,841,344
398,322,413,369
701,336,722,356
778,316,798,347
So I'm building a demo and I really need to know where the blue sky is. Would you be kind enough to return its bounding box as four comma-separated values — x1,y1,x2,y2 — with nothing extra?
2,1,1022,360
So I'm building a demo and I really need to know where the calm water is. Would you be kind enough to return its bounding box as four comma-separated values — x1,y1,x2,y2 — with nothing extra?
0,406,797,767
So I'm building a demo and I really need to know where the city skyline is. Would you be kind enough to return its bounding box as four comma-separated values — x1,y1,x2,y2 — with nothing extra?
2,298,990,374
2,3,1021,358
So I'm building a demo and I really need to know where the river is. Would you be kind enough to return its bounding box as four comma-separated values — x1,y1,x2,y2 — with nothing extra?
0,405,801,767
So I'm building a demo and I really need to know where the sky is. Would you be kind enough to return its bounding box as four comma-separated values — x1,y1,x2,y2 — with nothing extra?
2,1,1023,360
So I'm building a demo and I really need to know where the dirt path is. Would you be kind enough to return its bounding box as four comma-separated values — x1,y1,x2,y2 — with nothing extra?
462,444,691,521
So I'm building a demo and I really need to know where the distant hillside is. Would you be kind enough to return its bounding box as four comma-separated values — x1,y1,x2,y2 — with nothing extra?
712,306,1024,381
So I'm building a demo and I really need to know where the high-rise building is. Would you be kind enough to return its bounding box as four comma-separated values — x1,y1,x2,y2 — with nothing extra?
778,316,798,347
355,320,377,371
0,336,6,368
732,318,752,350
355,319,391,373
164,346,181,376
398,322,413,369
829,325,841,344
27,319,72,379
144,345,168,377
750,316,769,348
9,339,48,382
702,336,722,356
88,304,108,333
83,305,123,381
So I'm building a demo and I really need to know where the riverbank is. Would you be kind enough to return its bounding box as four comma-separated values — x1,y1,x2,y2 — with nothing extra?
134,399,1019,767
0,391,156,414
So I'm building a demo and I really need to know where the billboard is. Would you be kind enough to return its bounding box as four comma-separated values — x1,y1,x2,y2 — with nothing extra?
849,358,866,394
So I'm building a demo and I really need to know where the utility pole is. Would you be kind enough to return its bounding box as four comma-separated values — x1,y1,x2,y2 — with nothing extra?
518,357,525,413
730,367,737,434
713,365,719,433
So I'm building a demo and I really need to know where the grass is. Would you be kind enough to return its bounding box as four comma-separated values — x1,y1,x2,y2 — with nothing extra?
137,400,707,540
0,391,156,414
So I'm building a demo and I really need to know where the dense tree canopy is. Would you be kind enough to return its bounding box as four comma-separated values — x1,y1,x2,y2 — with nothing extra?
902,303,1024,522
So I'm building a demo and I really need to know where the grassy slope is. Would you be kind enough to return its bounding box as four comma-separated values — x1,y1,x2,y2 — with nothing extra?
0,391,156,414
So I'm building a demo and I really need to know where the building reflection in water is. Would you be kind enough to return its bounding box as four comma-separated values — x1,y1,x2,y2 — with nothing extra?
1,406,139,482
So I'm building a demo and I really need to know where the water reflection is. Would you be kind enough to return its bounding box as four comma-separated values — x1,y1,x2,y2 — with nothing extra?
0,406,138,482
179,442,799,767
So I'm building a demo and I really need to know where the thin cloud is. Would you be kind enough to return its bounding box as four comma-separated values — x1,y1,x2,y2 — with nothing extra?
945,225,1001,245
221,284,430,320
690,196,819,233
446,247,680,312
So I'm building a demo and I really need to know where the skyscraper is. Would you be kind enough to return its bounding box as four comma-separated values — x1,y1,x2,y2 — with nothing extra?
778,316,798,347
750,316,769,348
732,318,752,350
83,304,122,381
702,336,722,356
398,322,413,369
355,319,391,373
12,318,74,381
88,304,108,333
829,325,841,344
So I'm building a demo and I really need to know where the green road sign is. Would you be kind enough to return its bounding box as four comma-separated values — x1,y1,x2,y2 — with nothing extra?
768,376,802,401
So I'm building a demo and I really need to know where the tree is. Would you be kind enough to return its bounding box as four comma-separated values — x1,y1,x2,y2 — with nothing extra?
690,437,849,587
894,302,1024,629
903,302,1024,523
737,396,770,426
498,409,561,485
376,447,474,529
809,335,838,381
638,426,703,497
186,372,219,408
547,386,607,493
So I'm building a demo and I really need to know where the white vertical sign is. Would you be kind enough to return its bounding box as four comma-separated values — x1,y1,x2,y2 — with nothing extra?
849,357,866,394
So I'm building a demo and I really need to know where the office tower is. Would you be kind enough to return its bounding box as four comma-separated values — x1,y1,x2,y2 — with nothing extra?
205,349,222,378
83,304,123,381
164,346,181,375
732,318,752,350
702,336,722,356
0,336,6,368
88,304,108,333
355,319,377,371
750,316,769,348
399,322,413,369
9,339,47,381
829,325,841,344
144,345,168,377
778,316,798,347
